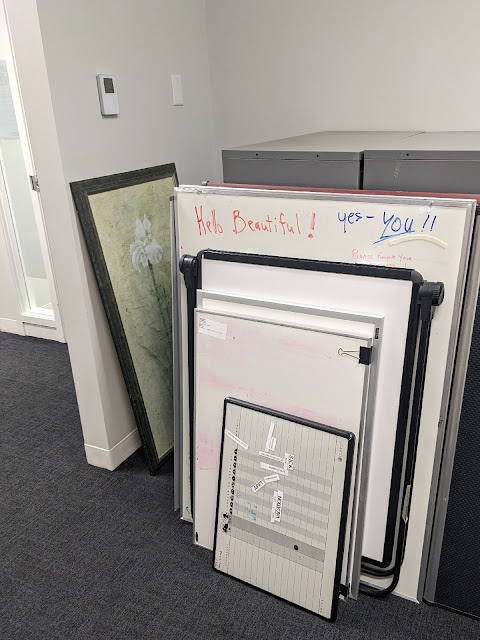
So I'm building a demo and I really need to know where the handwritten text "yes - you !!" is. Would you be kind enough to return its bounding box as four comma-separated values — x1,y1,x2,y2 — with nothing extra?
194,206,316,237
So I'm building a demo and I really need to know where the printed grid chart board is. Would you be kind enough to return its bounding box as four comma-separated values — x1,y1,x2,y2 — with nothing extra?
214,399,354,621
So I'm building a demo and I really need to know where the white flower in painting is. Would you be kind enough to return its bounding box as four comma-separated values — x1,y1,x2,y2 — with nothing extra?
130,215,163,271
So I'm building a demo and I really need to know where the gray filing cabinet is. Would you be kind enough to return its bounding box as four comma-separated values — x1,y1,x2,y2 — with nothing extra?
222,131,420,189
364,131,480,193
363,131,480,618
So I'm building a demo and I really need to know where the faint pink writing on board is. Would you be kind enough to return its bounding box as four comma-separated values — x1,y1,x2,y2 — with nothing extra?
352,248,413,269
196,431,219,471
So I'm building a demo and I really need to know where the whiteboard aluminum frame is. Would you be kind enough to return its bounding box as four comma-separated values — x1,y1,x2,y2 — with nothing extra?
178,183,476,211
197,290,384,339
214,398,355,621
171,196,182,511
195,308,373,598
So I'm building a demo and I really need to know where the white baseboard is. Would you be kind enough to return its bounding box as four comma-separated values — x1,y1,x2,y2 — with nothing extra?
84,428,142,471
1,319,64,342
24,323,62,342
0,317,23,334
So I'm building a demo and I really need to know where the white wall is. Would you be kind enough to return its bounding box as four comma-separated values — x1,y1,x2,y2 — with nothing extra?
1,2,64,340
206,0,480,151
37,0,216,184
24,0,217,465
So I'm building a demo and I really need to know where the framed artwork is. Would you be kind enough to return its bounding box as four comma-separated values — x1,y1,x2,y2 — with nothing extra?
71,164,177,473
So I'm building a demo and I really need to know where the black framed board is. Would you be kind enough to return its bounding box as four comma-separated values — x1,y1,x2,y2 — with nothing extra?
71,164,177,473
213,398,355,621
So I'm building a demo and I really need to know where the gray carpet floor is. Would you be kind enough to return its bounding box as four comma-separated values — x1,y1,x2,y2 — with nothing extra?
0,331,478,639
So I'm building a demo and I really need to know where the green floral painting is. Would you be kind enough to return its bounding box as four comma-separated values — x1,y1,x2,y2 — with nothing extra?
71,165,177,472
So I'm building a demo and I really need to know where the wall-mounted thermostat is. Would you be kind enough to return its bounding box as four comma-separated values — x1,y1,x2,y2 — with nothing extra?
96,74,119,116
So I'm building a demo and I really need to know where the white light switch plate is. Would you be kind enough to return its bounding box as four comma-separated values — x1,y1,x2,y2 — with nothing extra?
171,74,183,106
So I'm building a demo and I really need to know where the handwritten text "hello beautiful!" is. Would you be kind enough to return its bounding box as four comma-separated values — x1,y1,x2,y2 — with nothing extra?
195,207,317,237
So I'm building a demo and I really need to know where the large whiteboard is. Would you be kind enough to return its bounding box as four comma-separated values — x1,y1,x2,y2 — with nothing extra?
196,257,418,569
214,399,354,621
174,186,475,599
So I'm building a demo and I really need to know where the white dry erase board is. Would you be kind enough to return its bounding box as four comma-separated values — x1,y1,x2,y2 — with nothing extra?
192,252,425,594
196,289,383,599
214,399,355,621
173,186,475,599
195,309,372,596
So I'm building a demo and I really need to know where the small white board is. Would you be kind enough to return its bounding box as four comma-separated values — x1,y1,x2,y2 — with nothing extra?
195,289,383,597
194,308,372,596
214,399,354,621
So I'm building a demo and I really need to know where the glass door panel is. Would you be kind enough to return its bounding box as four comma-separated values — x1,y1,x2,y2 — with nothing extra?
0,59,53,315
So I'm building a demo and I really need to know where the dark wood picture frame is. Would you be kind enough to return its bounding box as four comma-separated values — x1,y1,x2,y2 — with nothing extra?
71,164,178,473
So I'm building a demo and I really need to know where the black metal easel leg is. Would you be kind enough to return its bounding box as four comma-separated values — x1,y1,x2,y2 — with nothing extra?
179,255,198,519
360,281,444,596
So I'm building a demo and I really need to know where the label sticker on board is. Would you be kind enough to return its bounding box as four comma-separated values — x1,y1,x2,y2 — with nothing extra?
259,450,285,464
271,491,277,522
274,490,284,522
264,422,275,451
252,479,265,493
224,429,249,450
260,461,288,476
285,453,295,471
264,474,280,484
198,316,227,340
269,437,277,451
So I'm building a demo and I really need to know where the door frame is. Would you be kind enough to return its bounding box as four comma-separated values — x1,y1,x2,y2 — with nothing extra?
0,0,64,341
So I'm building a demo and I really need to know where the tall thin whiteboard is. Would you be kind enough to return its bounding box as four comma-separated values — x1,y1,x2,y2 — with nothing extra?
195,309,372,595
174,186,475,599
196,289,383,598
214,399,355,621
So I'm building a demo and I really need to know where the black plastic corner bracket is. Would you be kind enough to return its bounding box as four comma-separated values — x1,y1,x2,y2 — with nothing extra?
418,281,445,322
179,254,198,289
